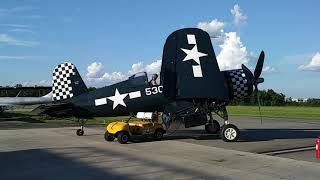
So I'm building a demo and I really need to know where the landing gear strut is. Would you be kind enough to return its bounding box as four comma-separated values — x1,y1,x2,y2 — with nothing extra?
212,104,240,142
205,113,220,134
76,119,87,136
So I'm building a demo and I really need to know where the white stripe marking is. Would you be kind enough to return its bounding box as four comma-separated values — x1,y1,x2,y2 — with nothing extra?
129,91,141,99
187,34,196,44
192,65,203,77
95,98,107,106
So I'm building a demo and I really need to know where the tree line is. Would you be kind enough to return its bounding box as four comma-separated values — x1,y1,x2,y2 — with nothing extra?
231,89,320,107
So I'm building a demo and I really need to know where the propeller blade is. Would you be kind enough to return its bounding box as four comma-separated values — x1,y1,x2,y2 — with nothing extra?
255,85,263,124
254,51,265,81
241,64,254,80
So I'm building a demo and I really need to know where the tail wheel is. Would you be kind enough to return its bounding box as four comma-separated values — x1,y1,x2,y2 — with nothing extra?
205,120,220,134
154,129,164,141
76,129,84,136
104,131,115,142
117,132,130,144
220,124,240,142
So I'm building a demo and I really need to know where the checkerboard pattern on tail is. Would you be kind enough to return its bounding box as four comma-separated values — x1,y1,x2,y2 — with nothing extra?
228,69,249,99
52,62,76,101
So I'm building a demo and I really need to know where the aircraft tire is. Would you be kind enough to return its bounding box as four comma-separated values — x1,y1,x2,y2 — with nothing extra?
220,124,240,142
205,120,220,134
117,132,129,144
104,131,115,141
76,129,84,136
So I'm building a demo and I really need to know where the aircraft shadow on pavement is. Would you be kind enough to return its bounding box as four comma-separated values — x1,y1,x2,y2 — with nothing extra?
152,128,320,142
240,128,320,142
0,112,44,123
0,149,129,180
0,147,226,180
164,130,220,141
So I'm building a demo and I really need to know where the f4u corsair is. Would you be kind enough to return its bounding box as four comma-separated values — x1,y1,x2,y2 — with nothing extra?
42,28,265,142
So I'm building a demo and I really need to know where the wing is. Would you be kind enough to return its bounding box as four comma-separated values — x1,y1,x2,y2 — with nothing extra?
160,28,229,101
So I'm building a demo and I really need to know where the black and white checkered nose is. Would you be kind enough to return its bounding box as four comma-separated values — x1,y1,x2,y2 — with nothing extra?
228,69,250,99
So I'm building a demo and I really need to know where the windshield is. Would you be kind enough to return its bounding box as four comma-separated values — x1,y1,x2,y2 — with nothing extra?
129,72,148,86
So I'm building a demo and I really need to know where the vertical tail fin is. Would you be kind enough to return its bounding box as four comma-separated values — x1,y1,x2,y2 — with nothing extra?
52,62,87,102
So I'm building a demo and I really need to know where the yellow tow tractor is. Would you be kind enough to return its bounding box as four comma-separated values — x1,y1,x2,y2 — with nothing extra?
105,112,165,144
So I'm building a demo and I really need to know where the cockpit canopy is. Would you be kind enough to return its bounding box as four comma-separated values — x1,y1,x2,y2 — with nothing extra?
128,72,148,86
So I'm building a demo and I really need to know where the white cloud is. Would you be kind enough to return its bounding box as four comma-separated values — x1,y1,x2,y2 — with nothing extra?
86,60,162,87
101,72,127,82
231,4,247,26
128,62,144,75
86,62,104,78
145,60,162,74
0,34,38,47
22,80,51,87
197,19,225,37
197,19,226,46
9,28,36,34
196,4,252,71
299,52,320,71
0,24,29,28
262,66,276,73
0,55,34,60
216,32,250,70
0,6,36,17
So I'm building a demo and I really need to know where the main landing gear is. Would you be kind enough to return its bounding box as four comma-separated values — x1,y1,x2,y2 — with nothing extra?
76,119,87,136
208,104,240,142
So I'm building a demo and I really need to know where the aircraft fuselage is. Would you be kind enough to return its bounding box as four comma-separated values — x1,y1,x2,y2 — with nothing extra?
69,83,170,117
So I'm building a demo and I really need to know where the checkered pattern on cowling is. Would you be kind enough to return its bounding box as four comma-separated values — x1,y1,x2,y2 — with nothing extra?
229,69,249,99
52,62,76,101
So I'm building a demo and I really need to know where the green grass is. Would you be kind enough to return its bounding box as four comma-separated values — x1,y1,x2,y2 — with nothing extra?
227,106,320,120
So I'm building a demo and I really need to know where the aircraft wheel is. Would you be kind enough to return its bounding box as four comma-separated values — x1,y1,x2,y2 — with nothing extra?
205,120,220,134
117,132,130,144
154,129,164,141
104,131,115,141
220,124,240,142
76,129,84,136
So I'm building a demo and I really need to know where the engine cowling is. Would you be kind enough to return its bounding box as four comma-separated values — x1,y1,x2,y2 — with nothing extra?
224,68,254,100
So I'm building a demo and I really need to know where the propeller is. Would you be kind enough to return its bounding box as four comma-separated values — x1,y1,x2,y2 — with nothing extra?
242,51,265,124
253,51,265,124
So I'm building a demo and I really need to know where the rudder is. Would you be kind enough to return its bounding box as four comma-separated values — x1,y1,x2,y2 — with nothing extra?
52,62,88,102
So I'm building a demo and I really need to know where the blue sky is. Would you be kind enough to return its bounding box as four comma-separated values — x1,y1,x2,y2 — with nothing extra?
0,0,320,98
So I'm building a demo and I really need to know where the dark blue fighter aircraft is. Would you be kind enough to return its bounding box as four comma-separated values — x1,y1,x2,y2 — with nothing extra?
41,28,265,142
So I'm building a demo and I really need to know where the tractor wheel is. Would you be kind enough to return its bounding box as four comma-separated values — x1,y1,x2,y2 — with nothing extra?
117,132,130,144
104,131,115,142
154,129,164,141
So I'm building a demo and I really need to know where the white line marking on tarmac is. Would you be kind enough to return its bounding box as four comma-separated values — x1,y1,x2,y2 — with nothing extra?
261,146,315,156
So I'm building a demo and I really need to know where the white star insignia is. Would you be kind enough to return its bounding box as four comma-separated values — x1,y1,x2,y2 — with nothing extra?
181,45,208,65
107,88,128,109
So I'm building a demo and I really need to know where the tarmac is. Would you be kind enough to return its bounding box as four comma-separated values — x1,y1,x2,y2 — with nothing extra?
1,116,320,180
173,116,320,163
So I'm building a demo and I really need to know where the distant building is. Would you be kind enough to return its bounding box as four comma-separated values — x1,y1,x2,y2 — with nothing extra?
285,97,309,103
0,86,51,97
